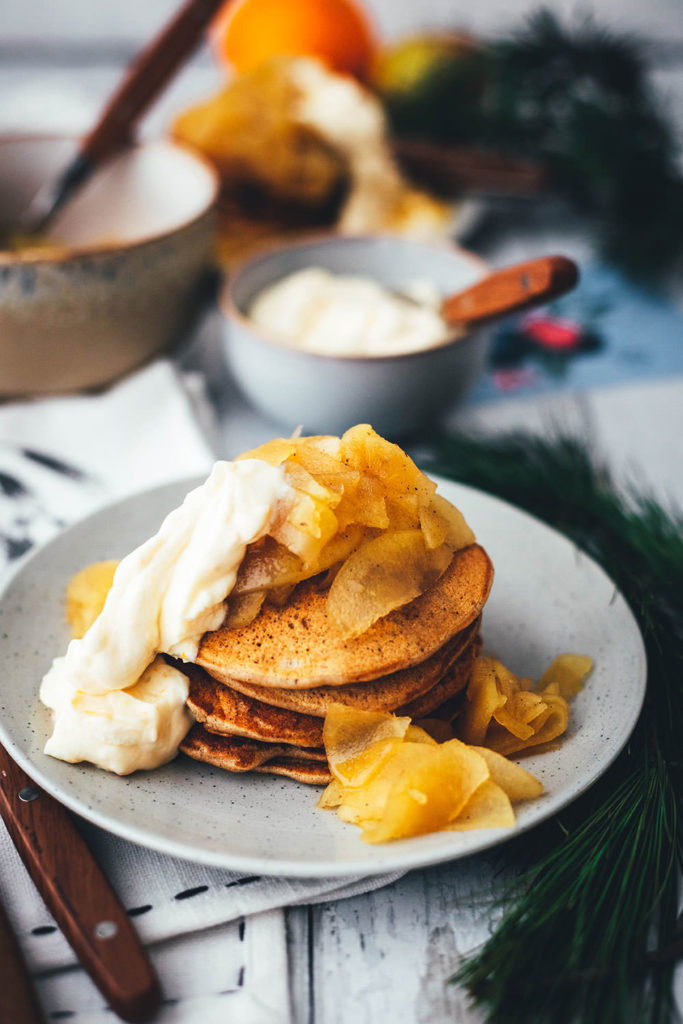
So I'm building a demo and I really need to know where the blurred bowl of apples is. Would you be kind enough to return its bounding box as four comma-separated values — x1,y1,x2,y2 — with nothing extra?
0,135,219,397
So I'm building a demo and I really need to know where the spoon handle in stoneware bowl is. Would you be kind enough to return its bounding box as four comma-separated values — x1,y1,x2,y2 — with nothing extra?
80,0,225,167
441,255,579,330
24,0,225,232
0,745,161,1022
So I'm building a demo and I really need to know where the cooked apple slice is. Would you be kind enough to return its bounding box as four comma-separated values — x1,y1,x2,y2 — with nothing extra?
326,529,452,639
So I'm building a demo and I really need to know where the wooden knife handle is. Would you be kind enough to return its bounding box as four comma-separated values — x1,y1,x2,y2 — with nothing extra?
0,750,161,1023
0,896,47,1024
441,256,579,329
82,0,226,165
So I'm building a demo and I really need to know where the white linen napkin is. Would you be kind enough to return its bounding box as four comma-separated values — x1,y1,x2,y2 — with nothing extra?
0,359,403,1021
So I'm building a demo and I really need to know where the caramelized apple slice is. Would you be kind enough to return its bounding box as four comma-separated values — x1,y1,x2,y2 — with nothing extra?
539,654,593,698
459,657,508,745
224,590,266,629
419,493,475,551
360,739,489,844
236,438,299,465
326,529,452,639
335,474,389,531
317,779,345,809
486,695,570,756
233,537,304,594
340,424,436,504
66,560,118,638
290,444,360,498
384,493,421,531
271,490,339,566
323,704,410,786
236,525,373,596
446,779,515,831
471,746,544,801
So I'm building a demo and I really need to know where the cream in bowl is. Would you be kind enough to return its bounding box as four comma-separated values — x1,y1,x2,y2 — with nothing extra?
248,267,451,357
222,234,491,437
0,135,219,396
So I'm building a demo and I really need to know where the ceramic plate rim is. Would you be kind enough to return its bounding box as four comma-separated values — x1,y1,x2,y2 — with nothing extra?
0,475,647,877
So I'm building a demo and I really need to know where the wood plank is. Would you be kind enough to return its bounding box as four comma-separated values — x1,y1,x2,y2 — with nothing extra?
299,858,512,1023
287,905,314,1024
584,378,683,508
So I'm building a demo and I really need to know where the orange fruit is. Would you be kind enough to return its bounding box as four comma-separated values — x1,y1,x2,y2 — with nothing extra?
212,0,377,80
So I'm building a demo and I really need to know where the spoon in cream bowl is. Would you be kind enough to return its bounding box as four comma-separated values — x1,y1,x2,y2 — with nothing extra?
439,255,578,331
222,235,580,437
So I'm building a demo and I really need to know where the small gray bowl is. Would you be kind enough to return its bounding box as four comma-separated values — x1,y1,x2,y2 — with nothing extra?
221,234,491,437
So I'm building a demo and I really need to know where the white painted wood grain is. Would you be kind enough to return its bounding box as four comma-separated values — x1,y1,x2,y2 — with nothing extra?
1,0,683,45
449,379,683,510
287,852,524,1024
584,378,683,509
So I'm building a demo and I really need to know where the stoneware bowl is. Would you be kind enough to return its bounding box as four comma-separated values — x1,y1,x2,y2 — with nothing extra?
221,234,491,437
0,135,219,396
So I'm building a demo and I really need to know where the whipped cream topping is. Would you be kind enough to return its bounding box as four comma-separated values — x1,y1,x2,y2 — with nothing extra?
40,459,289,775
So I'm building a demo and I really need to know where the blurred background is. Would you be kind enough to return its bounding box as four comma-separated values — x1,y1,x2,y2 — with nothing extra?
1,0,681,140
1,0,682,422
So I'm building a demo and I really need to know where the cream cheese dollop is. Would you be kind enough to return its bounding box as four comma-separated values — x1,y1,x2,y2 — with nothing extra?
40,459,289,775
249,267,448,357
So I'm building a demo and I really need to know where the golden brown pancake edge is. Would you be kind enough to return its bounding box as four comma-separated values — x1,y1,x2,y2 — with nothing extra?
197,543,493,688
180,725,331,784
193,617,480,718
181,626,480,749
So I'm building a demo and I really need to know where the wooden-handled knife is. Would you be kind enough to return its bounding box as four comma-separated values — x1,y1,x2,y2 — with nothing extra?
0,745,161,1022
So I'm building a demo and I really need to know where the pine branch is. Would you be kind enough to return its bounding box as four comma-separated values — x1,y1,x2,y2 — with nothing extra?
417,432,683,1024
486,11,683,275
381,9,683,275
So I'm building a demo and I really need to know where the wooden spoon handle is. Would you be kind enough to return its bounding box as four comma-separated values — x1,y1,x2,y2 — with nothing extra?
81,0,226,165
0,746,161,1022
441,256,579,330
0,896,47,1024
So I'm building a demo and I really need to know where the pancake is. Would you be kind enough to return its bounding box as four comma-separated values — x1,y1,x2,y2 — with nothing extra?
182,625,480,749
198,617,481,717
183,661,325,747
179,725,326,768
180,725,331,784
397,634,482,718
254,759,332,785
197,543,493,688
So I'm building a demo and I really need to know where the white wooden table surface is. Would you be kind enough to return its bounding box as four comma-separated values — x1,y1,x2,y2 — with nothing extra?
1,9,682,1019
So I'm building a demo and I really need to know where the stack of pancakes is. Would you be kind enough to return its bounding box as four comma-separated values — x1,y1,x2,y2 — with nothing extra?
179,543,493,784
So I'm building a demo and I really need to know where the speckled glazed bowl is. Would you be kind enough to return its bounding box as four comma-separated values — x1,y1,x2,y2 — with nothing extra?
221,234,491,437
0,135,219,396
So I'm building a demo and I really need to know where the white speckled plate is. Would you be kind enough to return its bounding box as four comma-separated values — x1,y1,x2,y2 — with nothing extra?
0,477,646,877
